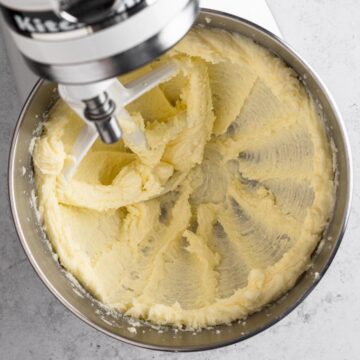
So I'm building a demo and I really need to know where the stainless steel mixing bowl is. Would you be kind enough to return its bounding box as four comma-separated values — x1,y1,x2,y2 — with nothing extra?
8,10,352,351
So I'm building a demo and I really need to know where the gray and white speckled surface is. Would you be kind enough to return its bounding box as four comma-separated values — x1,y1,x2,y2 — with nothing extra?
1,1,360,359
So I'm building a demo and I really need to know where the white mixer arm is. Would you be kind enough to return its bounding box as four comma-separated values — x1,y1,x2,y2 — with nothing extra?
60,61,177,180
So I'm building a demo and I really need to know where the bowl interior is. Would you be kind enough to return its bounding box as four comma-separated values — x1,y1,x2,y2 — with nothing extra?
8,10,351,351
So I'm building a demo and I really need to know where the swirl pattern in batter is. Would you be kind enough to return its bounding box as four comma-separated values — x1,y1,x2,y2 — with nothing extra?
33,27,335,329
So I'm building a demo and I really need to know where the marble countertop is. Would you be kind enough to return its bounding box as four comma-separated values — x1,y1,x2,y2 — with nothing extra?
1,1,360,359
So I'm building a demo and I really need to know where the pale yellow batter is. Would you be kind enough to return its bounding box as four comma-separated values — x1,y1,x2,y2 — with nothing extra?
33,27,335,329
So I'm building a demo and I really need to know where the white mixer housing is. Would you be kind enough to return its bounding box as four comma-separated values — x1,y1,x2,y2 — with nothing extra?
0,0,198,84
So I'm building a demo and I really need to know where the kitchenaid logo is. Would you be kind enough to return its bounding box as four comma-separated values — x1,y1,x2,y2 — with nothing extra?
13,14,82,33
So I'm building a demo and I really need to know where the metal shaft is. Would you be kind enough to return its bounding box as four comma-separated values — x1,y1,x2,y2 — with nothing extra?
83,91,122,143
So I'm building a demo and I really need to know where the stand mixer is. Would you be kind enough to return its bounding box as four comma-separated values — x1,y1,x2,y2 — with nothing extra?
5,2,352,350
0,0,199,175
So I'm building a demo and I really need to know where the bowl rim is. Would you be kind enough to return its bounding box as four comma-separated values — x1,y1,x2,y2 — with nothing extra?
8,9,353,352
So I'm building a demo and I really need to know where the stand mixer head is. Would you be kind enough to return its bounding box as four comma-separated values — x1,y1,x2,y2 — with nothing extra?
0,0,199,147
